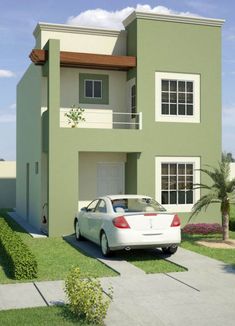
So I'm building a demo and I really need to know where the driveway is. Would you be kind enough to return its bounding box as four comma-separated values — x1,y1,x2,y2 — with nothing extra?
66,237,235,326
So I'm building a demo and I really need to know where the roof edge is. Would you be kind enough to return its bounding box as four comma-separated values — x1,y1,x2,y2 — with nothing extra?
123,11,225,27
33,22,125,39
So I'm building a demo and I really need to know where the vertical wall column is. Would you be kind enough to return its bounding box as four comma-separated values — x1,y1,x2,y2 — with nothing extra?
42,39,60,236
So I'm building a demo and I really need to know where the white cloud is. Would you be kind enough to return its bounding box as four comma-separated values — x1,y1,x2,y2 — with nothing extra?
67,4,200,30
0,69,15,78
0,113,16,123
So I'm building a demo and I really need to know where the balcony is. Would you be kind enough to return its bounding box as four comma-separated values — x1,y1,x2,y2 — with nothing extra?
60,108,142,130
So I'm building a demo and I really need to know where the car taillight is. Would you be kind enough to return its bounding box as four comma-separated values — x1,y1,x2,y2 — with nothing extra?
113,216,130,229
171,214,181,227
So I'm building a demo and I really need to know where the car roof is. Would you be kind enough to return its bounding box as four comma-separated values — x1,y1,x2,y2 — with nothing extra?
103,194,152,200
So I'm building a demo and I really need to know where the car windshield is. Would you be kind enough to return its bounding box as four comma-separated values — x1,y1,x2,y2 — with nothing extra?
112,198,166,213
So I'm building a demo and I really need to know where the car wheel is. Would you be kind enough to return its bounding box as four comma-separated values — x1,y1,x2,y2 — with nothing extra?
75,220,83,241
162,245,178,255
100,232,111,257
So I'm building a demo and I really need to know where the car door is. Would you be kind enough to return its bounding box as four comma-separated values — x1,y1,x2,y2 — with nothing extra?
90,199,107,244
80,199,99,240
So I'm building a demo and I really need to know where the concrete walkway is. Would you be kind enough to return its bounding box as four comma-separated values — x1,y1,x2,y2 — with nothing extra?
0,241,235,326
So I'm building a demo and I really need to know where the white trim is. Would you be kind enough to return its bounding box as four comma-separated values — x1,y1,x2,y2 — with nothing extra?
155,156,200,213
34,22,125,38
155,72,200,123
123,11,225,27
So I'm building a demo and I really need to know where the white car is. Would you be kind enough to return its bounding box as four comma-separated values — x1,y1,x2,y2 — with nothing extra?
74,195,181,257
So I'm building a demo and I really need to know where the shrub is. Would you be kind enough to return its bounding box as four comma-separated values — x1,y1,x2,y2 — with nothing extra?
0,218,37,279
229,219,235,231
182,223,222,235
65,267,112,325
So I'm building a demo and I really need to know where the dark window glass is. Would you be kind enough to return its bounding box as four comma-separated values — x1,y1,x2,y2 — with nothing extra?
170,191,177,204
162,191,168,204
187,81,193,92
178,81,185,92
85,80,93,97
178,93,185,103
94,81,102,98
162,176,168,190
162,104,169,114
170,92,177,103
186,164,193,174
170,164,177,175
178,104,185,115
170,176,177,189
178,164,185,174
170,104,177,115
162,164,168,174
186,191,193,204
178,191,185,204
162,80,169,91
162,92,169,102
187,93,193,104
187,105,193,115
170,80,177,91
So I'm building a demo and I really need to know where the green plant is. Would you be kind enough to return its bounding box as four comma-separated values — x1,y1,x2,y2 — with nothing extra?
65,267,112,325
190,160,235,241
65,105,85,128
0,218,37,280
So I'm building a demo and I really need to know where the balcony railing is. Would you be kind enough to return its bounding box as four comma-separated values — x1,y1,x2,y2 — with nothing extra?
60,108,142,130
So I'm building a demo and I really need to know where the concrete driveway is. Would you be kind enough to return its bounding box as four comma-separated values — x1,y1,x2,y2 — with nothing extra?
66,236,235,326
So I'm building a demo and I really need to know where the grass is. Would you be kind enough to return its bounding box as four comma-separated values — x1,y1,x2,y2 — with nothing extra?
117,249,186,273
0,306,92,326
0,209,116,283
181,230,235,268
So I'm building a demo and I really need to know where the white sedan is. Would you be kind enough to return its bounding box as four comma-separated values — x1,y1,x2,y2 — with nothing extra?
74,195,181,257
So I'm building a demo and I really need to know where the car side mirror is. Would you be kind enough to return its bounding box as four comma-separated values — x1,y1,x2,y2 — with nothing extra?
81,207,87,212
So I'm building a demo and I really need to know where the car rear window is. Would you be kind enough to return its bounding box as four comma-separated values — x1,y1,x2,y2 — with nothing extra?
112,198,166,213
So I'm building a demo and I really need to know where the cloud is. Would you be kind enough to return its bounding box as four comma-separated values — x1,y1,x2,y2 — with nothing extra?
67,4,200,30
9,103,16,109
0,69,15,78
0,113,16,123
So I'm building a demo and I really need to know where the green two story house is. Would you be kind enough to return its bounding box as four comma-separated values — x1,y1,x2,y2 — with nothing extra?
16,11,224,236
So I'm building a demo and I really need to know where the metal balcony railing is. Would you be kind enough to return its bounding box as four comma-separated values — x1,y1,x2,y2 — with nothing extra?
60,108,142,130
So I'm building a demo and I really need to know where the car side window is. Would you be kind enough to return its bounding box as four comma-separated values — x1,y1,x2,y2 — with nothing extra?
95,200,107,213
86,200,99,212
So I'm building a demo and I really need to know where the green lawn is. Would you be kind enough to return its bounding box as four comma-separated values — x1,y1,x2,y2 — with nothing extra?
0,306,92,326
181,230,235,268
117,249,187,273
0,210,116,283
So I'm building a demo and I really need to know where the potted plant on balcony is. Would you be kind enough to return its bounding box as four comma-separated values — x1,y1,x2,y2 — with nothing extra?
65,105,85,128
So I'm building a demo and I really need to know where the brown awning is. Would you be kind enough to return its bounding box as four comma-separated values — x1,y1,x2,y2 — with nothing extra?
29,49,136,71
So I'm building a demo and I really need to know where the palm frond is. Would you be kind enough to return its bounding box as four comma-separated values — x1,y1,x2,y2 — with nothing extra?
190,192,220,220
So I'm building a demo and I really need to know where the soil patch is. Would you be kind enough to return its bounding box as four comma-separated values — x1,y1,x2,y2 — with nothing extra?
197,239,235,249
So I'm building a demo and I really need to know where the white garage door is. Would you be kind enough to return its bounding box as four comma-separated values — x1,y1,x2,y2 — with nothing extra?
97,162,125,197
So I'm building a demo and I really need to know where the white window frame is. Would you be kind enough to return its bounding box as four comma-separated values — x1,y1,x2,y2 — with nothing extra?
155,156,200,212
84,79,102,99
155,72,200,123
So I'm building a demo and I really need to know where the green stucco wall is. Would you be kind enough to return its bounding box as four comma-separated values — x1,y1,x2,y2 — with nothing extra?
16,64,42,229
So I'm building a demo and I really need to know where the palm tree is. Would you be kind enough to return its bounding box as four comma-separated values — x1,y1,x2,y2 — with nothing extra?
191,159,235,241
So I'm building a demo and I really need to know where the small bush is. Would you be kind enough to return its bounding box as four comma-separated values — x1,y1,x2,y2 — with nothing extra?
65,267,112,325
229,219,235,231
0,218,37,279
182,223,222,235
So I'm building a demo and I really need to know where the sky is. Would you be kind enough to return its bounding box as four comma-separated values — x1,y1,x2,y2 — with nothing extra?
0,0,235,160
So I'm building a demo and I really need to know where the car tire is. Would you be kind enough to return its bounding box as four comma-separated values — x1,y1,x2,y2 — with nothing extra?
75,220,83,241
162,245,178,255
100,232,111,257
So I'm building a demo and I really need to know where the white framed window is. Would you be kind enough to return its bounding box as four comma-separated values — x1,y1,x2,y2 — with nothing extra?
84,79,102,99
155,72,200,123
155,156,200,212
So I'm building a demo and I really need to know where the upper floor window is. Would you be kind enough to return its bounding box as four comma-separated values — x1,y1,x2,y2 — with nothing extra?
85,80,102,99
155,72,200,123
161,80,193,116
131,84,136,118
79,73,109,105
